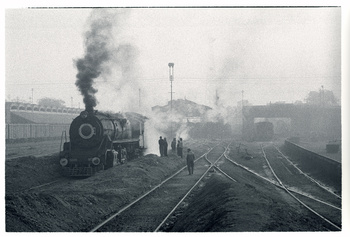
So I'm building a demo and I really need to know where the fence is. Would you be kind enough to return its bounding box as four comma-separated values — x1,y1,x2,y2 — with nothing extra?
5,124,70,140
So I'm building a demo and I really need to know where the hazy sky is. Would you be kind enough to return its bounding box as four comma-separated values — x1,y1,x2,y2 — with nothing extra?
5,7,341,111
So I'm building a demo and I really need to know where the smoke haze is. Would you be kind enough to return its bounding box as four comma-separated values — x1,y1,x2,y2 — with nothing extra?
72,8,340,154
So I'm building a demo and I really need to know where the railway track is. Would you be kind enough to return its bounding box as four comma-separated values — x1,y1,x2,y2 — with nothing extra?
90,140,342,232
89,141,230,232
260,144,341,230
202,142,341,231
160,140,343,231
273,144,341,199
221,142,341,230
6,139,341,231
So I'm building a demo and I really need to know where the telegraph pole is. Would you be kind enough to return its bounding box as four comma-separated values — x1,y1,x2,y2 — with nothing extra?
168,63,174,139
241,90,244,138
168,63,174,110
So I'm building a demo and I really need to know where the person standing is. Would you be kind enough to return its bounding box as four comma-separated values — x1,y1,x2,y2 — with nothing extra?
163,137,168,157
178,138,183,158
186,148,195,175
176,139,180,156
171,138,176,153
158,136,164,157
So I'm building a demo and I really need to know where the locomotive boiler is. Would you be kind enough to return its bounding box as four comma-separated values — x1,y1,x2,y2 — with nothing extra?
59,109,146,176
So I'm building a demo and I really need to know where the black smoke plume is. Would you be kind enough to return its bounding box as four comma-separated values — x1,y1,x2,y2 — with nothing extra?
75,10,115,112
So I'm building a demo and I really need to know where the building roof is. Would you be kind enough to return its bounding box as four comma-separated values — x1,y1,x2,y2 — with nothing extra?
152,99,212,117
9,111,78,124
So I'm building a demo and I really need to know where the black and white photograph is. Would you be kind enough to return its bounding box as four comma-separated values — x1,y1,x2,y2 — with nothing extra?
2,0,349,234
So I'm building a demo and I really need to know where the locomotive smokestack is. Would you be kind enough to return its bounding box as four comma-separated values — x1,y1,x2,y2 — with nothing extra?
74,9,115,111
85,104,94,113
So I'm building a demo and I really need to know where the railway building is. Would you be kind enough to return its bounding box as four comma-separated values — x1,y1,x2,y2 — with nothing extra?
5,101,81,141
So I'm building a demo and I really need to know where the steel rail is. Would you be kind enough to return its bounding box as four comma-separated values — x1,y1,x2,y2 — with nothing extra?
89,147,214,232
203,146,237,183
205,148,339,212
273,144,341,199
154,142,232,232
223,153,341,211
261,145,341,231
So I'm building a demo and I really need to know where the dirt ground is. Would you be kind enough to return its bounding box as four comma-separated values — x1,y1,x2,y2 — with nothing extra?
5,138,342,232
166,174,330,231
165,141,340,232
5,139,202,231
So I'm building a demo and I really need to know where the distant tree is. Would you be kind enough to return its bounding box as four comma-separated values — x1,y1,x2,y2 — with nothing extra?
294,100,303,105
305,89,338,106
37,97,66,107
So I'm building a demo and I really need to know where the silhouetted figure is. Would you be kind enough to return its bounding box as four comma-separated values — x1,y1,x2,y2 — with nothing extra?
158,136,164,157
163,137,168,157
177,139,180,156
178,138,183,158
186,148,195,175
171,138,176,152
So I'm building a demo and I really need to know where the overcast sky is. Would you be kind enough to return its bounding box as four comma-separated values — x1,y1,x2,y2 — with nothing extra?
5,6,342,112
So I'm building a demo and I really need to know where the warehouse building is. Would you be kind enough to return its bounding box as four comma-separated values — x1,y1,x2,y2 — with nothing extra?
5,102,81,141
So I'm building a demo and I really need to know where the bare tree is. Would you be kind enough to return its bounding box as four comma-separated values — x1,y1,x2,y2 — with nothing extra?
305,89,338,106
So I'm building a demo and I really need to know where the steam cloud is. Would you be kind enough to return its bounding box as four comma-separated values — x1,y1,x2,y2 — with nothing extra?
72,9,239,154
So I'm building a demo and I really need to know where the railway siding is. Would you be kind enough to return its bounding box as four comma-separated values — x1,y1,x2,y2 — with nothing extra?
92,145,222,232
283,140,341,192
6,139,342,232
261,145,341,230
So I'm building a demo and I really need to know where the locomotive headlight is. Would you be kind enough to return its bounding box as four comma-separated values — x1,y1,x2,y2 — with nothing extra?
91,157,100,165
79,123,95,139
60,158,68,167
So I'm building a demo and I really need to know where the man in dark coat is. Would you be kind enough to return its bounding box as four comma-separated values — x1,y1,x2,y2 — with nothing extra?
171,138,176,152
178,138,183,158
163,137,168,157
158,136,164,157
186,148,195,175
177,139,180,156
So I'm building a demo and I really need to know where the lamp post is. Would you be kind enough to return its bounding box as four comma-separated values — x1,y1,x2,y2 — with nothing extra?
168,63,174,139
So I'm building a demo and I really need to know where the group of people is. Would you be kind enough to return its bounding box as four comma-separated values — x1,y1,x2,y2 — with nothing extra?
158,136,184,158
158,136,168,157
158,136,195,175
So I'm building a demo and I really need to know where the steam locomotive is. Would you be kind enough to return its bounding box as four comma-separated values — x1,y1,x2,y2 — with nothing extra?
59,109,147,176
